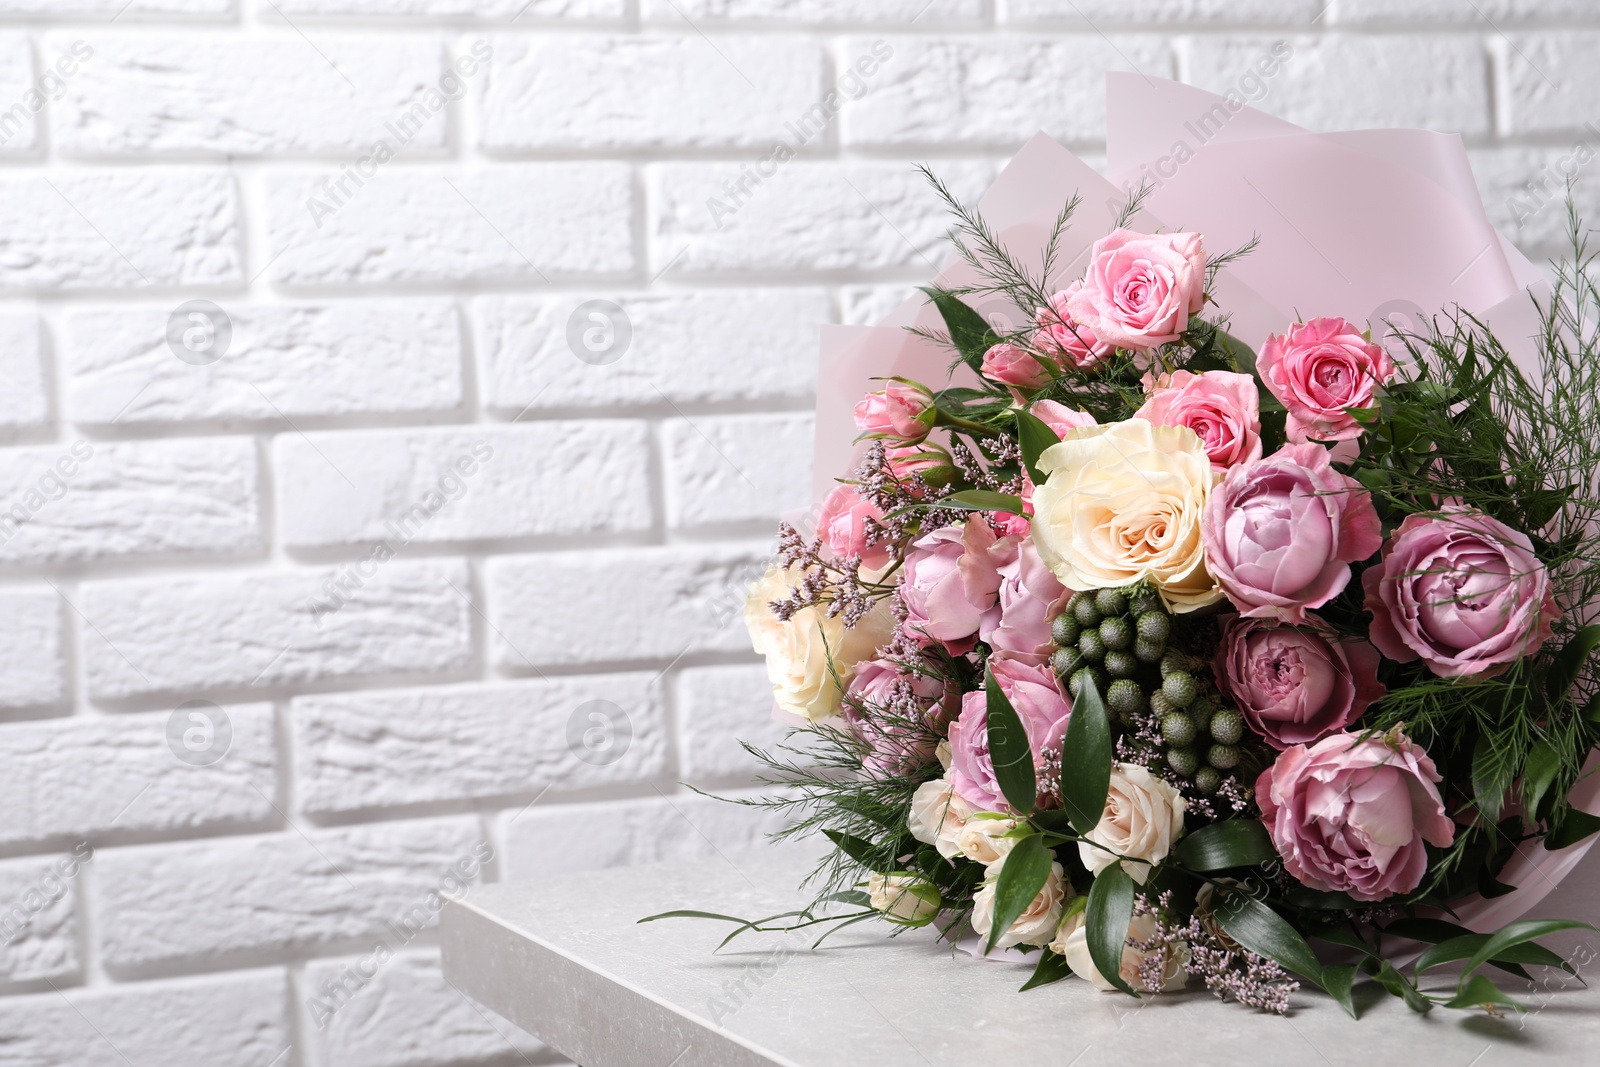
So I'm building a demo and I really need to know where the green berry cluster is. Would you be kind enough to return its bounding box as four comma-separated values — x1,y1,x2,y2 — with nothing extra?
1151,652,1245,796
1050,587,1171,720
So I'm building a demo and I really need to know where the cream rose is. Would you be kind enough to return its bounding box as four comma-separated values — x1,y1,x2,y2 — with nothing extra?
971,855,1068,950
743,564,894,722
867,872,941,927
1078,762,1186,884
954,813,1020,865
1052,910,1189,993
1032,420,1220,612
907,777,973,859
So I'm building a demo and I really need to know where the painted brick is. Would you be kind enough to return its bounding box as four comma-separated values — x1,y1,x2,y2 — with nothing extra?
303,951,546,1067
0,32,37,154
1471,145,1600,252
647,158,997,274
62,299,464,426
479,34,825,150
486,544,770,669
0,704,277,850
677,663,792,783
0,853,82,990
0,588,65,711
78,559,473,701
841,35,1175,148
96,816,484,974
1004,0,1317,21
291,674,669,816
276,0,621,15
477,289,825,413
661,412,813,528
499,790,791,881
0,314,48,432
274,422,653,549
0,437,261,567
1504,34,1600,137
838,283,918,326
0,170,242,290
262,163,634,285
0,969,290,1067
1331,1,1600,23
642,0,984,21
51,34,447,156
1185,35,1492,136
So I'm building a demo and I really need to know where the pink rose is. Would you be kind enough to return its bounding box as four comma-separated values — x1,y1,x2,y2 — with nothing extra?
1033,283,1113,368
1257,731,1454,902
900,514,1018,653
1065,229,1206,350
1203,442,1383,622
1215,615,1386,750
1258,317,1395,444
1362,507,1559,679
885,442,953,488
817,484,891,571
1029,399,1097,439
853,379,935,443
981,342,1053,389
1135,369,1262,472
981,539,1070,661
948,652,1072,810
843,658,945,776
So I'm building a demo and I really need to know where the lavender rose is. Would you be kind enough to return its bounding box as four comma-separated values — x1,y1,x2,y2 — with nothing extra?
842,658,946,776
1362,507,1559,679
980,539,1071,661
1215,616,1385,750
1202,442,1383,622
900,514,1017,654
947,653,1071,811
1257,731,1454,902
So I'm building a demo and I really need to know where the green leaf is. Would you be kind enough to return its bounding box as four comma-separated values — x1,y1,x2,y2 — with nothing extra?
1546,808,1600,850
1085,862,1138,997
1441,974,1525,1013
1020,949,1074,991
986,667,1037,816
1522,739,1562,822
1213,892,1324,987
1548,624,1600,702
1173,819,1276,872
1374,961,1432,1014
940,490,1028,515
1415,934,1492,975
1015,409,1059,488
922,288,996,373
985,834,1053,955
1320,962,1360,1020
1215,327,1258,374
1059,673,1112,836
822,829,882,870
1470,730,1508,825
1459,919,1595,980
1284,885,1359,911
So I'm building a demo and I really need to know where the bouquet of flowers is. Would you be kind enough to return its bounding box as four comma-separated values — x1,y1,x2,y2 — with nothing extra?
653,78,1600,1018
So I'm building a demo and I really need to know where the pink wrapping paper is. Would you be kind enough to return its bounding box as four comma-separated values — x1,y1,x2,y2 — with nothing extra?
809,74,1596,931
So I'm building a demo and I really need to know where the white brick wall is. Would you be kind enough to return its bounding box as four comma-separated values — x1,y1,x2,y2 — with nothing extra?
0,5,1595,1067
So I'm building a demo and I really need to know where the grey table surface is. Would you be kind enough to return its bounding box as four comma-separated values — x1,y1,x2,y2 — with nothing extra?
441,842,1600,1067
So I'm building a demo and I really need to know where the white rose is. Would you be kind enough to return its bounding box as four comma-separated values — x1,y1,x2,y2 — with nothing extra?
1053,910,1189,993
1032,419,1220,612
908,777,973,859
971,856,1068,950
1078,762,1186,884
867,872,941,926
954,813,1020,865
743,564,893,721
935,739,953,771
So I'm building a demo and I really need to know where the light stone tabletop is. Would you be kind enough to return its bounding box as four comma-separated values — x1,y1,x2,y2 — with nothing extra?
441,843,1600,1067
